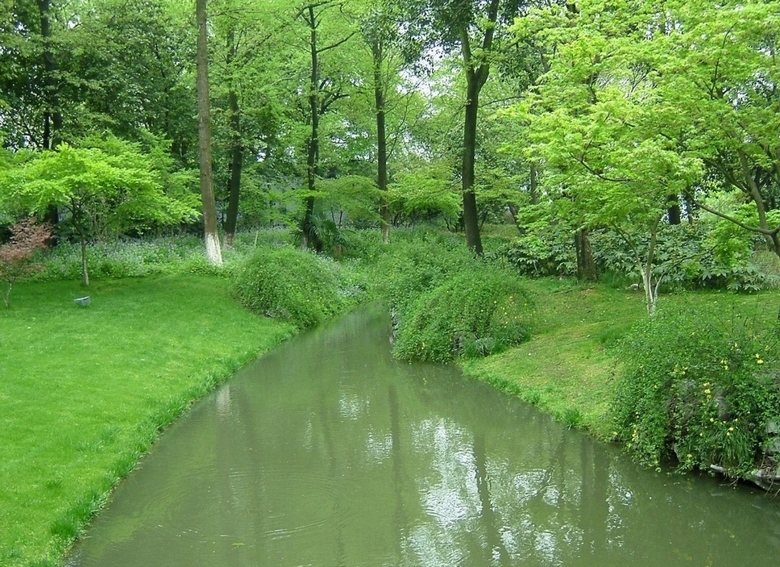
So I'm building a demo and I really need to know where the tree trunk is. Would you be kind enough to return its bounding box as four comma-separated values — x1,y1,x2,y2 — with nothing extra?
302,5,322,251
462,72,483,255
458,0,500,255
80,237,89,287
373,41,390,244
667,194,681,225
224,89,242,247
38,0,61,237
196,0,222,265
575,228,597,281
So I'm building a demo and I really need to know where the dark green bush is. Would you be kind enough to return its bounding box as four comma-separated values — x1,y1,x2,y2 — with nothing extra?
231,246,347,329
393,265,533,363
612,309,780,477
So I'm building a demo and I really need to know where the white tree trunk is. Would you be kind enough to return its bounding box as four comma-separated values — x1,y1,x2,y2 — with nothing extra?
205,232,222,265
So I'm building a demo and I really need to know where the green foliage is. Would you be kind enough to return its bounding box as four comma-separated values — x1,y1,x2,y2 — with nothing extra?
28,236,228,281
231,246,353,329
394,265,533,363
387,164,462,227
612,309,780,478
317,175,381,227
371,229,474,314
491,204,576,277
590,224,779,292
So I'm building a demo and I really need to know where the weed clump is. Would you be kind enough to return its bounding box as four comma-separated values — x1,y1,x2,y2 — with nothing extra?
393,266,533,363
232,246,350,329
612,309,780,478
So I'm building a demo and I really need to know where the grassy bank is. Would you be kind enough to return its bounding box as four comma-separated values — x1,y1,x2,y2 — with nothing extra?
0,275,294,567
462,278,779,439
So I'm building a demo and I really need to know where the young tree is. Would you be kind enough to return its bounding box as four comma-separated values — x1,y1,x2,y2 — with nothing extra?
514,1,702,313
0,139,199,285
0,218,51,307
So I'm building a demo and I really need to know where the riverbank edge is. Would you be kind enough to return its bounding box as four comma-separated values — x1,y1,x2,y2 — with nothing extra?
0,275,297,567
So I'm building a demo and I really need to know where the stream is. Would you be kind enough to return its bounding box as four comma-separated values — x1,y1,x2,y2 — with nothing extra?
68,308,780,566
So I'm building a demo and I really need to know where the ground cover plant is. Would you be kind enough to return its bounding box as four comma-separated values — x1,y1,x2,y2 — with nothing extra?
461,279,780,438
0,275,294,567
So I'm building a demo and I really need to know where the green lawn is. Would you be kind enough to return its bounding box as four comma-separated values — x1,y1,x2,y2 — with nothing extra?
0,275,294,567
462,279,780,438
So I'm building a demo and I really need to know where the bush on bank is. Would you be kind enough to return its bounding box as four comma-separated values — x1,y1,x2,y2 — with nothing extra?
612,309,780,479
393,265,533,363
232,246,362,329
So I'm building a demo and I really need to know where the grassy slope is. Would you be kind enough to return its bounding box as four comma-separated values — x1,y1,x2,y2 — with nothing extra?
462,279,780,438
0,276,294,567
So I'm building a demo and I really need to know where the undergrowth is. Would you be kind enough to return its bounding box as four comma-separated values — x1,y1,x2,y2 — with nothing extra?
612,307,780,478
231,246,364,329
393,264,533,363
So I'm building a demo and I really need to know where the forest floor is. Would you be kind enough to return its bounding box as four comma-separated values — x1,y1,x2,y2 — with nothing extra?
0,275,294,567
462,278,779,439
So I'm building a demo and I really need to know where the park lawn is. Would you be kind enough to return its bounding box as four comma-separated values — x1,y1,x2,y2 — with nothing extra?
462,279,780,439
0,275,294,567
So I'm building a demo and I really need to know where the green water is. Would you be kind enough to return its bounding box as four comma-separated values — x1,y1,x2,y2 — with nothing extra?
68,309,780,566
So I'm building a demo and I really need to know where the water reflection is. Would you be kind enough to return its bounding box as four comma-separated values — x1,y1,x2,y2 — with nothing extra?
69,309,780,567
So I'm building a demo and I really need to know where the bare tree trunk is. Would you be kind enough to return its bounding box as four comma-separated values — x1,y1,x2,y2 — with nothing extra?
462,73,483,255
458,0,500,256
80,237,89,287
38,0,60,237
196,0,222,265
373,40,390,244
667,194,681,225
575,228,597,281
224,89,242,247
302,5,321,251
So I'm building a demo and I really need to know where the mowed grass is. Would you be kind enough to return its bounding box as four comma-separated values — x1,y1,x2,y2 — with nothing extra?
462,279,780,438
0,275,294,567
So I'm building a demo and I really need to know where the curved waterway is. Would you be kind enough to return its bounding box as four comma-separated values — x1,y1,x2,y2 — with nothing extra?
69,309,779,567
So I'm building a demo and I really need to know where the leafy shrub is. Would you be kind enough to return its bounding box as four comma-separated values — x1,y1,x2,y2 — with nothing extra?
0,218,52,306
372,230,474,314
231,246,349,329
612,309,780,478
590,224,779,292
490,204,577,277
393,265,533,363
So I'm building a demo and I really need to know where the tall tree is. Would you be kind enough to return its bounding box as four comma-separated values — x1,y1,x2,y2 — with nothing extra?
405,0,526,253
196,0,222,264
296,0,354,250
358,2,403,243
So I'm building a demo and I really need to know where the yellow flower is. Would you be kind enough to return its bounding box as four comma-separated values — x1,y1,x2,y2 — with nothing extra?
704,388,711,395
757,359,764,364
